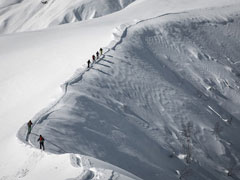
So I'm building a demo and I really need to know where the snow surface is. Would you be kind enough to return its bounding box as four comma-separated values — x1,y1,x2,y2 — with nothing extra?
17,5,240,179
1,0,240,179
0,0,136,34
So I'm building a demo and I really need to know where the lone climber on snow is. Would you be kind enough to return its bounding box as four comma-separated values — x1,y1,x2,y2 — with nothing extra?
37,135,45,151
27,120,33,134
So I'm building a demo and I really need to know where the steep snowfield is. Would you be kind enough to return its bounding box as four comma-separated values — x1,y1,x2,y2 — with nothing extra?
1,0,240,179
18,4,240,180
0,0,136,34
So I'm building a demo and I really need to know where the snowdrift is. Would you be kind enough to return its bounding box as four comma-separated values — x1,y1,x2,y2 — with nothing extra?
18,5,240,180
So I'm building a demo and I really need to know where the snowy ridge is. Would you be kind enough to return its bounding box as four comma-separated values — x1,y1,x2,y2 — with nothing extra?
17,4,240,180
16,14,129,140
17,48,141,179
1,0,240,179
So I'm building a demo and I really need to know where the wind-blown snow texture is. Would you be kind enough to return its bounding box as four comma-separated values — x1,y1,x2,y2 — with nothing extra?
18,5,240,180
0,0,135,34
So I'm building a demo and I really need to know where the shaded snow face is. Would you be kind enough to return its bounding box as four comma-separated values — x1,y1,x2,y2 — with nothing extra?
19,8,240,180
59,0,136,25
0,0,136,34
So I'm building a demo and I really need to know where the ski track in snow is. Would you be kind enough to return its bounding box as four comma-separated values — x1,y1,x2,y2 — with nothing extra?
16,4,240,180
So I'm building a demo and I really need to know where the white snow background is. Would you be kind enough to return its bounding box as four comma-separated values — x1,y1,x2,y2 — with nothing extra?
1,0,240,179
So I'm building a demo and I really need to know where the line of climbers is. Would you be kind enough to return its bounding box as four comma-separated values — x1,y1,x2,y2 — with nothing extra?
26,48,104,151
27,120,45,151
87,48,103,68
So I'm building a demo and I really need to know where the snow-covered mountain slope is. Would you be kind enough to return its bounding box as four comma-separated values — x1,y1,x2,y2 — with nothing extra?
2,0,238,146
17,4,240,180
0,0,239,35
1,0,240,179
0,0,136,34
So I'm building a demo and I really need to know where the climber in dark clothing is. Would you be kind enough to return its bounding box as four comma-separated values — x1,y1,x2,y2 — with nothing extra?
87,59,91,68
96,51,99,59
37,135,45,151
27,120,33,134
